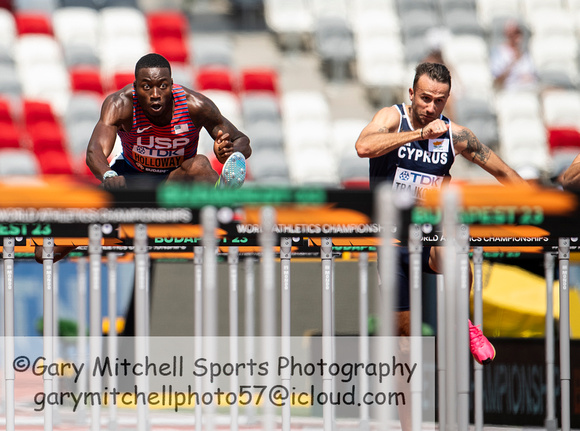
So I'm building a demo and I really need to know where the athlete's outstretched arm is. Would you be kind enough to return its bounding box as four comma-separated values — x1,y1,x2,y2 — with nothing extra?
356,107,417,158
187,91,251,164
560,153,580,189
86,92,129,188
452,123,526,185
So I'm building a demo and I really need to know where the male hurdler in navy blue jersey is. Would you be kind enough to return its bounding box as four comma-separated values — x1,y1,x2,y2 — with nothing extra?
356,62,527,362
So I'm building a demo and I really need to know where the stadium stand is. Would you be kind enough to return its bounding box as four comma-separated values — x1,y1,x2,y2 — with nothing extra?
1,0,580,184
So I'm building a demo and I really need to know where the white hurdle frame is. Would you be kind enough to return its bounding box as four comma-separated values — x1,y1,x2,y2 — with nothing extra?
0,189,576,431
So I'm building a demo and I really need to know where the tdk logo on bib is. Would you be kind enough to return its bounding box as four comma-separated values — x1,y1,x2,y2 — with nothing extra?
393,167,444,201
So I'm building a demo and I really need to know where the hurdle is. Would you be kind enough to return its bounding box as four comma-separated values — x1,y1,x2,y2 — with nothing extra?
0,182,577,431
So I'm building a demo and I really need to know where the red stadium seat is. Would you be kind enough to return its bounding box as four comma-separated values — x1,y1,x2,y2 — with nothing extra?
15,11,53,36
548,127,580,149
27,121,66,154
69,66,104,95
151,36,189,64
146,10,188,41
240,67,279,94
110,71,134,93
195,67,236,92
0,0,13,11
23,99,57,126
0,97,14,125
39,149,74,175
0,123,21,148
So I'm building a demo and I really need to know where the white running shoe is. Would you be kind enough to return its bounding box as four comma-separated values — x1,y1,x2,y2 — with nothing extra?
216,152,246,189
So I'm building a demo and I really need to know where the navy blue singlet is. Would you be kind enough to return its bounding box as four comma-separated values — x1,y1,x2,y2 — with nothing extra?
369,103,455,199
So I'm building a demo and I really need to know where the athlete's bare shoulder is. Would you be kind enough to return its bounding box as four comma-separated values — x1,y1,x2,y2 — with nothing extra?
101,84,134,126
369,105,401,133
180,85,222,125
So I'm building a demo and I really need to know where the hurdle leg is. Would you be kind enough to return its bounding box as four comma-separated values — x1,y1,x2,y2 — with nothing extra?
193,246,203,430
42,237,55,431
442,188,459,431
244,257,256,425
472,247,484,431
456,224,470,431
358,251,370,431
409,224,423,431
321,237,335,431
544,252,557,431
229,246,240,431
280,237,292,431
259,206,276,431
88,225,102,431
3,238,15,431
558,238,571,431
134,224,149,431
107,252,118,431
375,184,398,426
202,207,218,431
76,257,88,424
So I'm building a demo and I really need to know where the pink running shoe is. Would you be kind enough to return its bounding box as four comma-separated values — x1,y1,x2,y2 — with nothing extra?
469,320,496,365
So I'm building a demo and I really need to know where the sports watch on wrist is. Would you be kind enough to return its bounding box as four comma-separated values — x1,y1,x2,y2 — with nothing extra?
102,170,118,182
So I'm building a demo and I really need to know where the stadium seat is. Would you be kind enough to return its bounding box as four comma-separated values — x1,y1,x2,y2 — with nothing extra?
69,66,104,95
475,0,520,30
528,8,574,38
281,90,331,125
541,90,580,129
39,149,75,175
338,153,369,188
14,11,52,35
111,71,134,92
499,118,550,173
0,64,22,97
240,67,279,94
287,147,339,186
0,8,17,49
331,118,368,156
13,0,57,13
27,121,67,154
494,90,542,125
0,96,15,124
547,128,580,149
443,7,483,36
310,0,349,20
146,10,188,41
99,6,148,42
0,123,22,148
241,92,281,125
313,16,356,80
442,35,489,67
263,0,314,49
349,9,401,39
247,147,291,183
14,34,63,68
191,34,234,68
22,99,57,125
0,148,40,176
150,36,189,64
52,7,100,52
19,62,71,116
195,67,237,92
243,119,284,152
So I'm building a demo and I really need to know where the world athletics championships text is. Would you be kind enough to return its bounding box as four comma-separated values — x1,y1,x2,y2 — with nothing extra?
0,208,193,224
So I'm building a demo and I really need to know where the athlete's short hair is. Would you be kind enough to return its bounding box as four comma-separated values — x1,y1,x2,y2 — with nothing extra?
135,53,172,78
413,62,451,90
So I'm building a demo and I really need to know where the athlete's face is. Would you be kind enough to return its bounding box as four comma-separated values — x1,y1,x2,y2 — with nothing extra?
409,75,450,127
135,67,173,121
